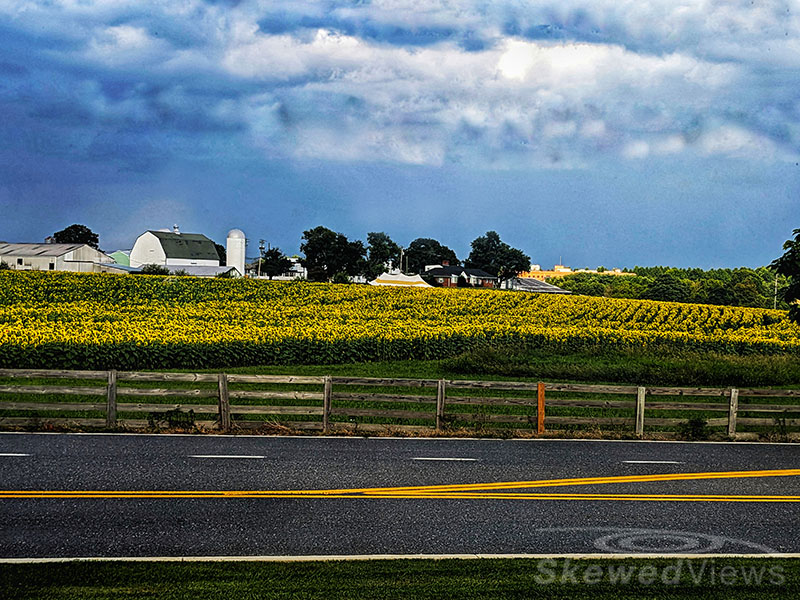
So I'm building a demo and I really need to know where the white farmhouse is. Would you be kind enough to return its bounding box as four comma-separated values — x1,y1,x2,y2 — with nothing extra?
0,243,115,272
129,227,220,269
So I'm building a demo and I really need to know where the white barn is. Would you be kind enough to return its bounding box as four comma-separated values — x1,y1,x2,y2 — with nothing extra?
0,243,115,273
129,229,220,269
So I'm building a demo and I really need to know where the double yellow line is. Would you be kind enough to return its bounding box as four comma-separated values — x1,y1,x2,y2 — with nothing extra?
2,469,800,502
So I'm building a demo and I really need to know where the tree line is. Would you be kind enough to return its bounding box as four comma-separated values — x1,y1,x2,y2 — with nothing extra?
551,266,789,309
288,226,530,285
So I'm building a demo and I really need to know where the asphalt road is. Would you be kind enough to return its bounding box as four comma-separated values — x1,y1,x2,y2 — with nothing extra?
1,433,799,558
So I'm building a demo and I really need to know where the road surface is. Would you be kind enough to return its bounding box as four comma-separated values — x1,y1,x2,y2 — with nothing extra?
1,433,799,558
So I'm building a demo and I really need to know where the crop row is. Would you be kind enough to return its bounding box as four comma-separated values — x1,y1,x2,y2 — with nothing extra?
0,271,798,369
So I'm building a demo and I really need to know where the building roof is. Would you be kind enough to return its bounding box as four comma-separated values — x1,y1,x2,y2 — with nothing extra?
169,265,241,277
369,272,432,287
102,263,141,273
109,250,131,266
424,265,496,279
147,231,220,261
511,278,572,294
0,243,86,257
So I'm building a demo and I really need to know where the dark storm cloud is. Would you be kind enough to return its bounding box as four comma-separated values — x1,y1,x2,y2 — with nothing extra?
0,0,798,268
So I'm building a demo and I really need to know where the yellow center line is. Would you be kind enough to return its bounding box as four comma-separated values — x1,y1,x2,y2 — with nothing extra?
2,469,799,501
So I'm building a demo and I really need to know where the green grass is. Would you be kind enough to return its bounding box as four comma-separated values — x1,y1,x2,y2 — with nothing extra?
2,558,799,599
443,347,800,388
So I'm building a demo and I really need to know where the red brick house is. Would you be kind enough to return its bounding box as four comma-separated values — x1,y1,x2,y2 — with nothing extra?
422,261,497,288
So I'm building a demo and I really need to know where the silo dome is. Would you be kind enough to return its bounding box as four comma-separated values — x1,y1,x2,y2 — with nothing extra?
227,229,245,240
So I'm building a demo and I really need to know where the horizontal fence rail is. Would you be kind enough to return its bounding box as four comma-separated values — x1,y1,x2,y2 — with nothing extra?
0,369,799,440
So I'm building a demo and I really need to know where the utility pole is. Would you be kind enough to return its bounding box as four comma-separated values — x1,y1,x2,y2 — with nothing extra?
774,272,779,310
258,239,265,278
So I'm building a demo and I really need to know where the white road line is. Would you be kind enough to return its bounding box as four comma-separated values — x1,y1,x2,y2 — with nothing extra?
622,460,684,464
4,432,798,446
412,457,477,462
0,453,30,457
189,455,266,459
4,553,800,563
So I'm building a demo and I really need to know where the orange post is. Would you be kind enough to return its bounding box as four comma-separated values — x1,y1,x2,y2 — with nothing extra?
537,381,545,434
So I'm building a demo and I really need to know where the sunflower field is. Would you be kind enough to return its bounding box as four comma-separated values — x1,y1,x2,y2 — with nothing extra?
1,271,799,370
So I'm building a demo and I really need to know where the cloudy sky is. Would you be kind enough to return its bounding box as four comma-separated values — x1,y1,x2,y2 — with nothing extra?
1,0,798,268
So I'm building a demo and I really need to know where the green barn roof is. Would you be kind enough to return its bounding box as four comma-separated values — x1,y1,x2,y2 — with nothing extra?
149,231,220,261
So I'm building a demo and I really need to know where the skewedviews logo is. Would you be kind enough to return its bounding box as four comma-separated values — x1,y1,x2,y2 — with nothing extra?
534,559,785,586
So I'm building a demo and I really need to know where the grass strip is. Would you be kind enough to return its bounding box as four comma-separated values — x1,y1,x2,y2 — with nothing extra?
2,558,799,599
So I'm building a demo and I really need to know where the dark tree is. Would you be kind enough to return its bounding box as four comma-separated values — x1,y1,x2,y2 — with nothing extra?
728,269,769,307
260,247,292,280
365,232,402,279
642,272,691,303
300,226,366,282
139,263,170,275
405,238,459,274
214,243,226,265
0,261,9,270
771,228,800,323
465,231,530,284
53,224,99,249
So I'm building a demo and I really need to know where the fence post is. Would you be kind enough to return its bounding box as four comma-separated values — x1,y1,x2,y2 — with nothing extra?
537,382,545,434
106,369,117,428
217,372,231,432
436,379,446,433
727,388,739,438
635,387,646,438
322,376,332,434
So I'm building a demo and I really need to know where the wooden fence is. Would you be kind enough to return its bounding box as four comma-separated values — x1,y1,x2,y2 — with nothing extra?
0,369,799,440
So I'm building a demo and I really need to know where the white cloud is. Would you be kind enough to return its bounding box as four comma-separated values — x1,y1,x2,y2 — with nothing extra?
653,135,686,155
697,125,777,159
1,0,798,168
543,121,577,138
622,140,650,159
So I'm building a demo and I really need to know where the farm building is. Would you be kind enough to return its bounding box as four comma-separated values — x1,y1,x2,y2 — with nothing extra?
0,243,115,273
506,278,571,294
169,265,242,277
108,250,131,266
369,272,432,287
423,262,497,288
129,227,221,269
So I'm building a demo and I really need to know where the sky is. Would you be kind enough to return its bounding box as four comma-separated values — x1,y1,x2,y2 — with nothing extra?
0,0,798,269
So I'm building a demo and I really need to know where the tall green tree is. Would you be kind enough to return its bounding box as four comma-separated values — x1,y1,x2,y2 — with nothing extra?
300,226,366,282
53,224,99,249
642,272,692,303
771,228,800,323
365,232,401,279
260,247,292,280
405,238,459,274
465,231,530,284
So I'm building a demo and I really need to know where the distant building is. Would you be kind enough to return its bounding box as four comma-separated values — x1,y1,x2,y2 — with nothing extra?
506,278,571,294
519,264,633,281
250,256,308,280
422,261,497,288
170,265,241,278
129,226,220,269
0,243,115,273
109,250,131,266
369,272,431,288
